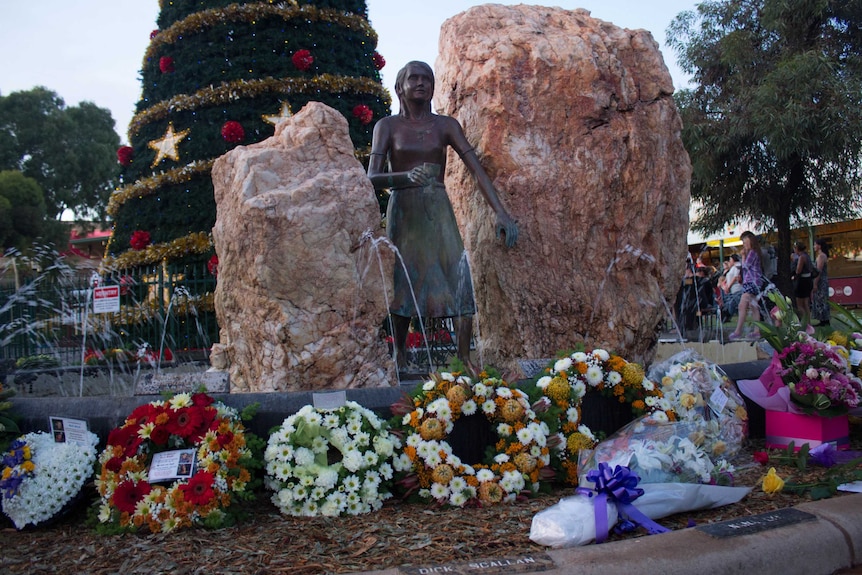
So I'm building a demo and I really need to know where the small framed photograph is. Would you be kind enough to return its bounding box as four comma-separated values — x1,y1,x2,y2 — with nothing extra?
148,449,197,483
48,417,90,445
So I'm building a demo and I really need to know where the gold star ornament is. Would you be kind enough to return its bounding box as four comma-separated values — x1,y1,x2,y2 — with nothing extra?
148,123,190,167
262,102,293,126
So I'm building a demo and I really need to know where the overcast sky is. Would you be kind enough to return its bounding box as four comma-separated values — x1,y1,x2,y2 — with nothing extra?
1,1,697,144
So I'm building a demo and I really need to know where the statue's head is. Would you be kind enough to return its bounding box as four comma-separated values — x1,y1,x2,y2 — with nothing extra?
395,61,435,112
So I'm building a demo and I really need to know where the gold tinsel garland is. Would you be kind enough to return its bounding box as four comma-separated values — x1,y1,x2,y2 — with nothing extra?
88,292,216,332
129,74,390,138
146,3,375,66
102,232,213,271
107,160,215,217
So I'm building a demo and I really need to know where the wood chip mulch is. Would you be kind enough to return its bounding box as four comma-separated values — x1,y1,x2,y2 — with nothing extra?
3,435,860,575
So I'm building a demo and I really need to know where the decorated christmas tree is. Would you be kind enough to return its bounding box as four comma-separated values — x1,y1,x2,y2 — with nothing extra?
105,0,390,270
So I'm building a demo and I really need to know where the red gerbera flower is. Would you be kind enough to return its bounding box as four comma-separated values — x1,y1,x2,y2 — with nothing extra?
352,104,373,125
107,425,144,458
149,425,171,446
179,471,216,505
159,56,175,73
105,456,123,473
221,120,245,143
128,403,158,427
117,145,133,166
112,480,152,514
291,49,314,71
168,406,205,439
372,51,385,70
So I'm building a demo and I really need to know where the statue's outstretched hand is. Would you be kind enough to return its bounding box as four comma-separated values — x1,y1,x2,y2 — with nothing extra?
495,212,518,248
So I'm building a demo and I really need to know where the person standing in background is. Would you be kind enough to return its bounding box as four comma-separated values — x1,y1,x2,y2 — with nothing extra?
729,231,763,341
791,241,813,326
812,238,831,326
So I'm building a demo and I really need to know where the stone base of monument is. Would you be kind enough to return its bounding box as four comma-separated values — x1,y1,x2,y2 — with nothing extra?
135,370,229,395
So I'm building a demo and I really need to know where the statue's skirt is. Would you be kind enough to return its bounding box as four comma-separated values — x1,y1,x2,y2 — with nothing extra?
386,183,476,319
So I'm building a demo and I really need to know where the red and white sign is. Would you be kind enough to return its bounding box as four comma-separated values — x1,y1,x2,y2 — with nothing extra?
93,286,120,313
829,277,862,307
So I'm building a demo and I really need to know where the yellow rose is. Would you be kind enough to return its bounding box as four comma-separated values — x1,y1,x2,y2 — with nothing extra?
762,467,785,494
680,393,697,409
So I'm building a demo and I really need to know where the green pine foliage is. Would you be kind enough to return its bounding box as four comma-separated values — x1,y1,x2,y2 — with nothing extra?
107,0,391,267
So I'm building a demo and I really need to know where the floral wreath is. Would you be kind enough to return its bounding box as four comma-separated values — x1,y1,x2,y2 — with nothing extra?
534,348,673,485
265,401,400,517
392,372,552,507
95,393,254,533
1,430,99,529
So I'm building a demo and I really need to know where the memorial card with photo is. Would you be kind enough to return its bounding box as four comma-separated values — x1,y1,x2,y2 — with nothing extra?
49,417,91,445
148,449,197,483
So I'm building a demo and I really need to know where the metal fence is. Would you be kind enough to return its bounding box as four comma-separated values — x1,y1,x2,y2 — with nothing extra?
0,263,218,366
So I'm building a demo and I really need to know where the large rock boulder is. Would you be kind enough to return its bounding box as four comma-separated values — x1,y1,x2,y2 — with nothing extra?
211,102,394,392
436,5,691,371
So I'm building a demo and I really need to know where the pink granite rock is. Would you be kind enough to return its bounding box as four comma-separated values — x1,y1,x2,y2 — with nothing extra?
436,5,691,371
211,102,395,392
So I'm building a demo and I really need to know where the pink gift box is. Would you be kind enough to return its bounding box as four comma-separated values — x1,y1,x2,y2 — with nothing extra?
765,411,849,451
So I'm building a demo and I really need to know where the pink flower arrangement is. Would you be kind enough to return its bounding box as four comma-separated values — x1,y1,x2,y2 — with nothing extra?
768,336,862,416
291,49,314,71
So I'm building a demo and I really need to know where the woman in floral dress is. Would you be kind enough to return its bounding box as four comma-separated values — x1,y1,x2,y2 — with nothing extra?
812,238,830,325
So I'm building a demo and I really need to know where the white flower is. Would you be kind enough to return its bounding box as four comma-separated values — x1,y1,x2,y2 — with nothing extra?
496,387,512,398
476,468,496,482
441,372,455,382
430,482,450,500
651,411,670,423
168,392,192,409
585,366,604,386
642,379,656,391
571,352,588,363
536,376,552,389
566,407,580,424
554,358,573,373
482,400,496,414
577,425,596,442
494,453,510,464
461,400,477,415
593,349,610,361
474,383,488,396
423,380,436,391
516,427,534,444
607,371,622,385
497,423,513,437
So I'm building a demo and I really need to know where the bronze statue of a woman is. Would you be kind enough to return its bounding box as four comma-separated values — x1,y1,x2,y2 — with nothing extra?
367,61,518,370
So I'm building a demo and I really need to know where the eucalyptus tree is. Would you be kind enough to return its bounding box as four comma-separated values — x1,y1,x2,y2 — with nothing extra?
668,0,862,292
0,87,120,223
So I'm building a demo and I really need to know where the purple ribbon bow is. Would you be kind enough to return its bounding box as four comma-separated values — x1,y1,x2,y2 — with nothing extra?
577,462,670,543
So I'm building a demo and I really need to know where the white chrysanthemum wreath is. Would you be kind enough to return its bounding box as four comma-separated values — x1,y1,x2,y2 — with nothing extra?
1,430,99,529
392,372,552,507
264,401,401,517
